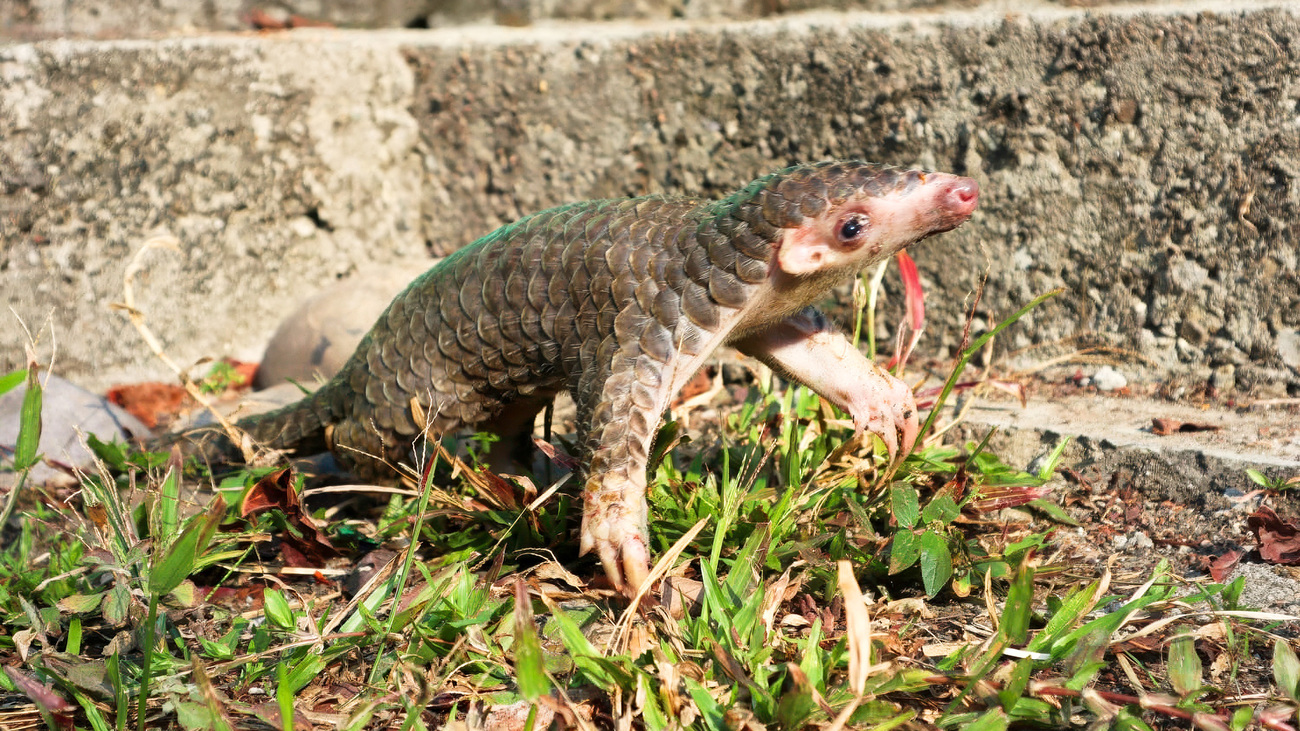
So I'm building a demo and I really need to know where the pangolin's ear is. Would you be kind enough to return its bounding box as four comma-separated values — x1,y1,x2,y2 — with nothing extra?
776,226,836,276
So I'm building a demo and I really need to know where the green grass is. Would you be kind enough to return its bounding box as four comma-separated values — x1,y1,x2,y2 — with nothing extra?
2,323,1298,730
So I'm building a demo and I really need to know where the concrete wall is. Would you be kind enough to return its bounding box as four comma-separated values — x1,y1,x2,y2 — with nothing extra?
0,1,1195,39
2,2,1298,395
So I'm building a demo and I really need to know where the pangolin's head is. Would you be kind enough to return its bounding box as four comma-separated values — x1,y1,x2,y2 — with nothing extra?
715,160,978,280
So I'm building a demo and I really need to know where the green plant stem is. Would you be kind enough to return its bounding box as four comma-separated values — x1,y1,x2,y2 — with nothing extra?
136,593,160,731
277,661,293,731
367,445,441,686
0,467,29,538
914,288,1062,451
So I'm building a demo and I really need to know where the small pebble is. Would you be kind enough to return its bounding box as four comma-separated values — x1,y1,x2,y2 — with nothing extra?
255,265,424,388
1091,365,1127,391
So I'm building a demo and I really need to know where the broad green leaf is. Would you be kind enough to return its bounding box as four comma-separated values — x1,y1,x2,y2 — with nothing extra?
921,492,959,525
149,495,225,596
889,530,920,575
1246,469,1271,487
1037,438,1071,480
639,673,669,731
684,678,725,731
1027,498,1080,526
168,580,200,608
56,593,105,615
963,708,1009,731
918,531,953,597
512,583,550,701
799,619,825,693
102,584,131,627
0,369,25,396
1168,633,1202,696
1025,582,1100,653
85,434,127,471
200,638,235,661
1001,561,1035,645
775,663,818,730
66,618,82,656
174,700,222,731
285,654,326,694
70,688,113,731
1112,708,1157,730
12,367,42,471
276,662,294,731
998,659,1033,712
542,600,613,689
1048,582,1170,662
890,483,920,529
263,589,294,630
1273,639,1300,702
153,466,181,546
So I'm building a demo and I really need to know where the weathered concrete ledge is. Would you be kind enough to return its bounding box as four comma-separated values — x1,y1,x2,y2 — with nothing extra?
2,2,1298,396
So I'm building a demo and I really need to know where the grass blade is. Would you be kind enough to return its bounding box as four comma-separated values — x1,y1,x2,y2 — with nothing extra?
914,288,1062,449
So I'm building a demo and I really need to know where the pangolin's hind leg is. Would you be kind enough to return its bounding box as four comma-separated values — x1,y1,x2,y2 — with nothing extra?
480,395,556,475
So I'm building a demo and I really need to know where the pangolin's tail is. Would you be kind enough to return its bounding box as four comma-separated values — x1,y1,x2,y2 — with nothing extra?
151,385,338,466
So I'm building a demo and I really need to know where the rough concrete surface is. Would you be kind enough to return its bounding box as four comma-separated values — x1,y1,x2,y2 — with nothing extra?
1,2,1298,402
0,0,1195,39
2,36,426,388
961,392,1300,472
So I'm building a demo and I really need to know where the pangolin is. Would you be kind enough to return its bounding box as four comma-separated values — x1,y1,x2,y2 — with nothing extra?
181,161,979,595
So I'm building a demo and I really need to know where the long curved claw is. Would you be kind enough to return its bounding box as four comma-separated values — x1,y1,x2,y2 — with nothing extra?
587,528,653,597
849,368,918,464
581,473,653,597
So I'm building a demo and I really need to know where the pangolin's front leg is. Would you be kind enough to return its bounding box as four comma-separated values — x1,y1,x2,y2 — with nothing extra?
733,307,919,458
573,336,675,596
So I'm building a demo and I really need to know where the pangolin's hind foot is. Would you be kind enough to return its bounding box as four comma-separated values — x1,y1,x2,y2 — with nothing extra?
580,472,653,598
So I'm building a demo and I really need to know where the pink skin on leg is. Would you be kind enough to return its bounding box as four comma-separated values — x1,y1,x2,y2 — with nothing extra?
733,308,919,459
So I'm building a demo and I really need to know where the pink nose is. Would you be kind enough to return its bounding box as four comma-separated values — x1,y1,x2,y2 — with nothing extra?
922,175,979,233
943,177,979,216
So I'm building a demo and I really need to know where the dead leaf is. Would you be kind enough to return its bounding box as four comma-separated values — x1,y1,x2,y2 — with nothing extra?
837,561,871,696
1151,418,1222,436
1247,506,1300,564
241,467,338,565
673,366,715,406
532,437,580,470
1209,550,1242,582
105,382,188,428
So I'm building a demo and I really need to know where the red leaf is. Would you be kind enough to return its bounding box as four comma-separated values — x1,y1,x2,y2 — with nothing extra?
241,467,297,516
896,251,925,332
1152,418,1222,436
5,668,75,729
532,437,579,470
672,366,715,407
241,468,338,564
1247,506,1300,565
969,485,1053,513
1209,550,1241,582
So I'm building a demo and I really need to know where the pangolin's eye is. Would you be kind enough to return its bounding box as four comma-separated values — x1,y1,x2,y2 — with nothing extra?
837,213,869,244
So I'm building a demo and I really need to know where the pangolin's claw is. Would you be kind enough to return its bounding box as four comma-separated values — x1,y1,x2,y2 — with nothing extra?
621,537,652,598
591,533,652,598
850,368,919,465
